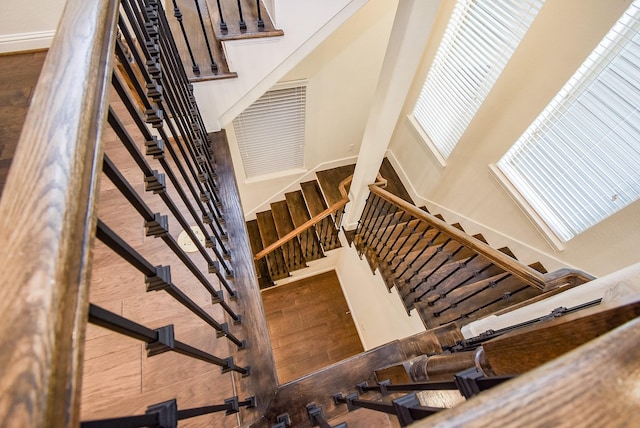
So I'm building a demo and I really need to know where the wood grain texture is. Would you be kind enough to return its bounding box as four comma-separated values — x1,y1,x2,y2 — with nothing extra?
369,184,548,290
0,1,119,426
417,316,640,427
481,295,640,375
262,271,363,384
210,130,279,426
0,50,47,197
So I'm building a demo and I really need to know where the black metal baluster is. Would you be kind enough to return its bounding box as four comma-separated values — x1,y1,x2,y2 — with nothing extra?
89,304,248,372
358,196,383,253
216,0,228,32
396,236,448,281
256,0,264,28
378,211,408,259
306,403,346,428
390,225,434,274
150,2,228,240
384,215,419,264
155,9,226,223
364,198,391,248
192,0,218,73
81,395,255,427
95,221,246,349
107,97,235,297
333,392,442,427
237,0,247,31
370,206,400,252
111,63,233,278
169,0,199,74
102,155,241,322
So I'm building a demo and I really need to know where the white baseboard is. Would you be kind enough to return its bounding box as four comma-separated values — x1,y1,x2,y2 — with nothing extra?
0,30,55,53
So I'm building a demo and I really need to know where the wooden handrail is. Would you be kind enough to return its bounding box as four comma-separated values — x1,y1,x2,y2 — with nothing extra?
0,0,119,426
368,184,548,290
254,175,353,260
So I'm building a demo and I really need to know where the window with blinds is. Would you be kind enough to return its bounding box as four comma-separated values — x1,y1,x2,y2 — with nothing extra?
497,1,640,243
412,0,544,161
233,81,307,179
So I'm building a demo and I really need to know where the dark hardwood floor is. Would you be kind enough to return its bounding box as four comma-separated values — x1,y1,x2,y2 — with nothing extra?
262,270,364,384
0,50,47,198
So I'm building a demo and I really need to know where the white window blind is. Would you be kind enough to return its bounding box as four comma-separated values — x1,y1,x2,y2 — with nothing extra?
497,1,640,242
233,82,307,179
412,0,544,160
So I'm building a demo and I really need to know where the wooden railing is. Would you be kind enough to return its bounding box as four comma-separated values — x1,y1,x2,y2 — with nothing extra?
354,182,594,327
0,0,253,426
367,183,594,292
254,175,354,261
0,1,118,426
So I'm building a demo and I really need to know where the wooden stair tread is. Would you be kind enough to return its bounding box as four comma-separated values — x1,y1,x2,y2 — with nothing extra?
256,210,289,280
165,0,235,81
316,164,355,207
285,191,324,261
379,157,413,204
207,0,283,41
301,180,341,251
300,180,329,215
246,219,273,289
271,201,307,271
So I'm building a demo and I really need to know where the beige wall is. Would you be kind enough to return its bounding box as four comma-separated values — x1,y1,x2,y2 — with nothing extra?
0,0,66,51
227,0,399,218
388,0,638,277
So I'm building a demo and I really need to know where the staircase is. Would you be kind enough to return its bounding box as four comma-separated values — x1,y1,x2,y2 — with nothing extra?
247,164,354,288
352,173,593,331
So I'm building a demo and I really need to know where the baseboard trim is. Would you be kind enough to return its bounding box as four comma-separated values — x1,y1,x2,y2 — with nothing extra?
0,30,55,53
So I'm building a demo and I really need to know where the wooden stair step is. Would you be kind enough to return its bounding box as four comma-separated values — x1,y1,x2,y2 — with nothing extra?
285,190,324,262
405,246,501,300
271,200,307,272
256,210,290,280
405,258,506,311
246,219,273,289
300,180,341,251
207,0,284,41
416,272,543,328
379,157,413,204
316,164,355,207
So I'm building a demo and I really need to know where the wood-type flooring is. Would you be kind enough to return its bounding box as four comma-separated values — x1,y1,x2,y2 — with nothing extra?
262,270,364,384
0,50,47,197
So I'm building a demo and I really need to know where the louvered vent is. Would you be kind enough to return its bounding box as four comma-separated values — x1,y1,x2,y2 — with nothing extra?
233,81,307,179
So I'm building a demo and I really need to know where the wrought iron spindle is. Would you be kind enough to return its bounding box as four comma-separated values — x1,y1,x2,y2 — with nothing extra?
306,403,346,428
383,215,420,263
364,199,392,248
377,211,409,258
192,0,218,73
95,221,246,349
111,28,233,268
81,395,255,427
106,96,235,297
256,0,265,28
216,0,228,31
170,0,199,74
102,155,241,321
237,0,247,30
89,304,248,373
370,206,400,251
333,392,442,427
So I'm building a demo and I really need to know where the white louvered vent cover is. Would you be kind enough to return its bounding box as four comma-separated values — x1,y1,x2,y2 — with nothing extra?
498,1,640,242
233,82,307,179
412,0,544,160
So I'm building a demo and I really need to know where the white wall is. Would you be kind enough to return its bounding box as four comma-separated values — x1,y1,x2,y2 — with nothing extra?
194,0,368,130
0,0,66,52
388,0,640,277
228,0,399,218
